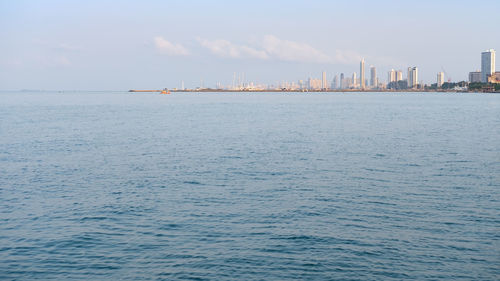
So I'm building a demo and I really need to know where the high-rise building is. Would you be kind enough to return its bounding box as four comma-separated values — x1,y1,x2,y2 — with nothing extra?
370,66,377,88
388,69,396,83
437,72,444,87
407,67,418,88
436,72,444,87
331,75,338,89
322,71,327,89
481,49,496,83
396,70,403,82
352,72,357,88
360,59,365,89
469,71,481,83
339,73,345,89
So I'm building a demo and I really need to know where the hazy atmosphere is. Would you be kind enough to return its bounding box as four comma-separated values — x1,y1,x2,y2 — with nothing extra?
1,1,500,280
1,0,499,90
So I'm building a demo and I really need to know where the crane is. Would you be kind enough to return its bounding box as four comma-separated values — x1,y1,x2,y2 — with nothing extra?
441,66,451,83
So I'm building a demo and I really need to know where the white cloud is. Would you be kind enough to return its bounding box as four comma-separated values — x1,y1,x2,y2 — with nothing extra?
31,55,72,68
55,43,82,52
54,55,71,66
154,36,190,56
333,49,363,64
197,38,268,59
5,58,23,68
261,35,333,63
197,35,364,64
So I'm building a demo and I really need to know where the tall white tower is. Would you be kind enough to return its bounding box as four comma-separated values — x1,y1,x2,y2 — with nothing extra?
360,59,365,89
437,72,444,87
388,69,396,84
322,71,327,90
396,70,403,81
481,49,496,83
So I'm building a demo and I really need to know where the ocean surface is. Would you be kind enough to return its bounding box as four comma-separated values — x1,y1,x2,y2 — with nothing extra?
0,91,499,280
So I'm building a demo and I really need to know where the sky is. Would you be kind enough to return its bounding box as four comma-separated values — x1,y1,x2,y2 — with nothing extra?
0,0,499,90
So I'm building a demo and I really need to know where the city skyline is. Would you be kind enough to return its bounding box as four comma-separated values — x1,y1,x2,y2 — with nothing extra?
179,48,496,91
0,0,499,90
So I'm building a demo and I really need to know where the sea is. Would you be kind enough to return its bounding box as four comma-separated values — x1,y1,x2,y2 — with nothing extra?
0,91,499,280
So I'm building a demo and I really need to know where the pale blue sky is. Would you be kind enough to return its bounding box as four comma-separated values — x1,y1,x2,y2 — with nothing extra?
1,0,498,90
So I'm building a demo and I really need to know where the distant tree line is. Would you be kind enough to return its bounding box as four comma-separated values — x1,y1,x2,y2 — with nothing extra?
389,80,499,92
440,81,467,89
469,82,500,91
387,80,408,90
427,83,438,90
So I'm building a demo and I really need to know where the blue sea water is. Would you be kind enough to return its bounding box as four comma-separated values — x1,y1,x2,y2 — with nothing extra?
0,91,499,280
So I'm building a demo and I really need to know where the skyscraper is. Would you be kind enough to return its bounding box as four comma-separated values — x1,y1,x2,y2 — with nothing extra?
360,59,365,89
322,71,327,90
481,49,496,83
437,72,444,87
388,69,396,84
396,70,403,82
331,75,338,89
340,73,344,89
407,67,418,88
370,66,377,88
352,72,357,88
298,80,305,89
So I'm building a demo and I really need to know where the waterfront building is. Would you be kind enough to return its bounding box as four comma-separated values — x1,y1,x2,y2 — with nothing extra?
370,66,377,88
322,71,327,90
331,75,338,89
388,69,396,83
344,77,352,88
388,69,403,85
352,72,357,88
340,73,345,89
469,71,481,83
360,59,366,89
481,49,496,83
488,72,500,83
407,67,418,88
308,77,322,90
437,72,444,87
396,70,403,82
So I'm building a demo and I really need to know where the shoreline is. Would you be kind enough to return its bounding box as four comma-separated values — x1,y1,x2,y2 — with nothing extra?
129,89,494,93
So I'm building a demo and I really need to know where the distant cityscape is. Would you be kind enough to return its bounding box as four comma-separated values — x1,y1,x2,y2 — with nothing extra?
172,49,498,92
